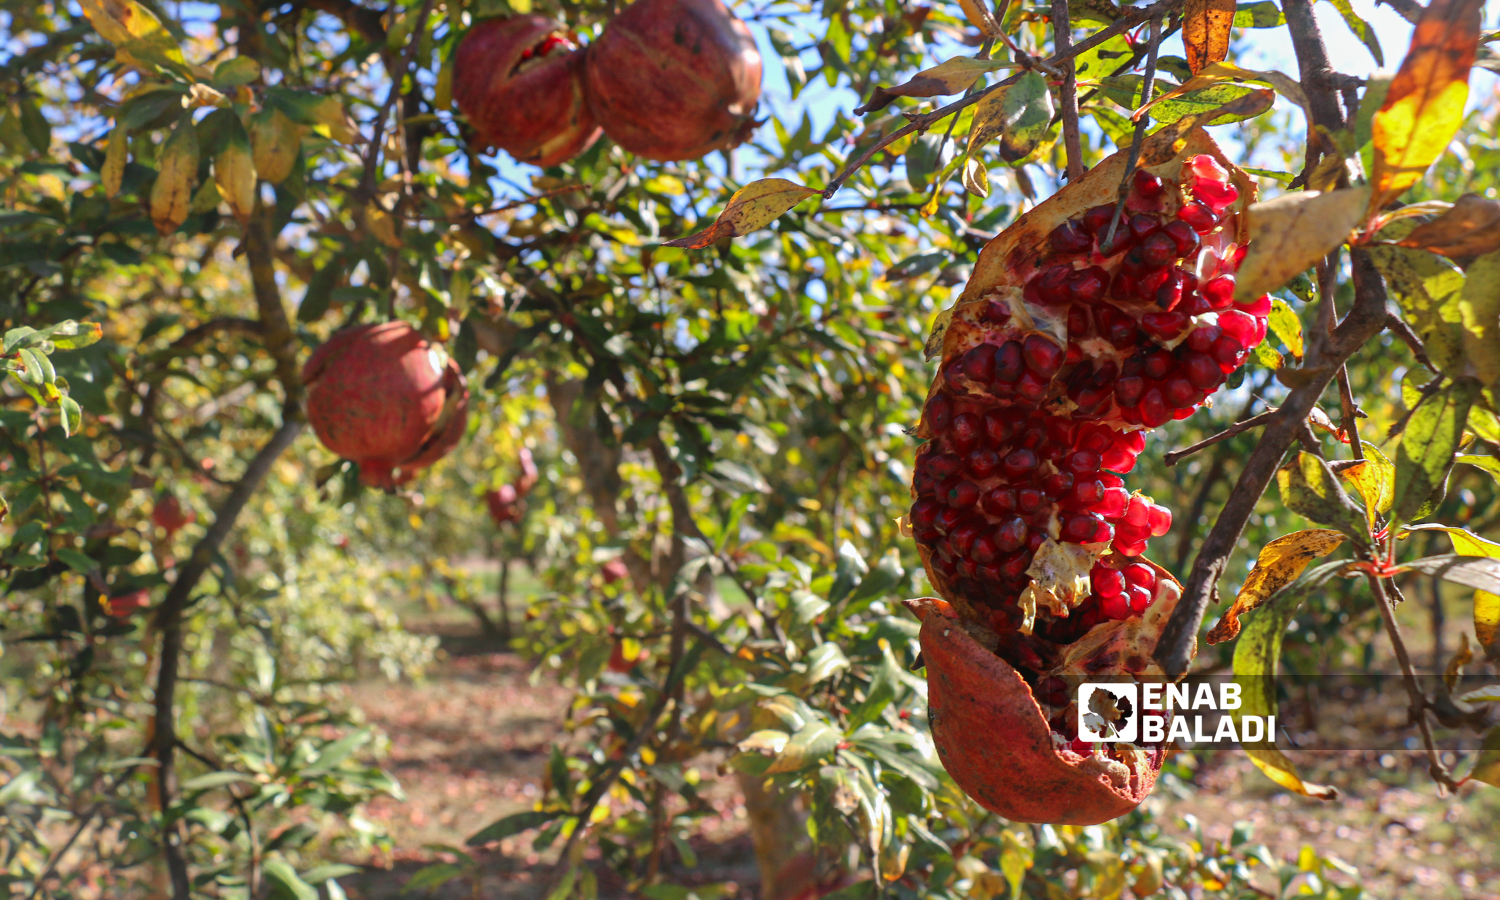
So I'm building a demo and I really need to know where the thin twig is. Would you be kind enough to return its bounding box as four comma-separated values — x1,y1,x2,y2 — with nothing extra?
823,0,1185,199
1104,14,1162,246
1385,311,1435,372
1164,409,1279,467
1366,574,1460,790
1051,0,1084,182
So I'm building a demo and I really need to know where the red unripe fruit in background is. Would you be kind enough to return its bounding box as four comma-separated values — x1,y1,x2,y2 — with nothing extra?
602,557,630,584
152,493,194,536
454,16,601,167
106,589,152,618
303,322,470,490
583,0,762,162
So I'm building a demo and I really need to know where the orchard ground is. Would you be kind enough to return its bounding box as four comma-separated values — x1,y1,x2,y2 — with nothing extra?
330,565,1500,900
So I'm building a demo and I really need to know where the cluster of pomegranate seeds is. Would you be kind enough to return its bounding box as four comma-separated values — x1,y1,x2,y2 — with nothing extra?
912,155,1268,681
517,32,575,65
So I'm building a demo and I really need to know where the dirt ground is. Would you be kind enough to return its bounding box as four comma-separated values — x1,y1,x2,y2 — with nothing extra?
334,624,1500,900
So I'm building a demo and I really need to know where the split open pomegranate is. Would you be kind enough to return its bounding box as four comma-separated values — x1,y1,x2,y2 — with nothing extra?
454,15,602,167
908,130,1261,824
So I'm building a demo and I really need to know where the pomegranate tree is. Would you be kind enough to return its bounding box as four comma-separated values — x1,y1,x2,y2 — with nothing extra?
909,132,1265,824
303,321,470,490
454,16,602,167
151,493,194,536
582,0,762,162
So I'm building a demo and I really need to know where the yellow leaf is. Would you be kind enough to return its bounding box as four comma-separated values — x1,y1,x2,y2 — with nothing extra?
1339,442,1395,528
365,203,403,249
1181,0,1236,74
962,154,989,198
956,0,1002,35
78,0,188,74
249,108,299,185
1267,297,1303,358
149,115,198,236
1233,187,1370,302
189,178,220,213
1404,523,1500,660
1208,529,1347,644
435,57,455,111
308,95,359,144
663,178,819,249
1134,61,1309,122
214,130,258,223
1464,726,1500,787
102,124,128,199
1368,0,1484,213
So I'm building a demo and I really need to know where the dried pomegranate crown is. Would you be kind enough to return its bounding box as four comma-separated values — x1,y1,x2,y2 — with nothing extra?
909,130,1265,825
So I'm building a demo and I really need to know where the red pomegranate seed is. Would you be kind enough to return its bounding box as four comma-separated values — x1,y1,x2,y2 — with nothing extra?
945,480,980,508
1115,375,1146,407
1202,274,1236,310
1132,168,1164,199
1002,448,1039,478
1017,488,1045,513
1143,351,1173,381
1180,292,1214,316
994,340,1024,383
1122,562,1156,591
1139,231,1176,267
1177,200,1217,233
983,487,1017,515
962,343,998,382
1219,309,1258,347
951,412,981,451
927,392,952,432
1081,204,1115,234
1126,583,1153,614
1092,564,1128,597
1124,495,1150,527
1155,269,1186,311
1069,478,1105,508
1101,591,1133,620
1023,335,1064,378
1100,471,1123,488
1091,519,1115,543
982,410,1011,444
968,447,1000,479
1148,502,1172,536
1000,551,1031,580
1068,266,1108,305
1162,220,1200,256
1186,324,1222,353
1129,214,1161,242
925,453,960,478
911,498,941,528
1140,388,1170,427
1098,484,1128,517
1111,272,1139,303
982,300,1012,323
1212,334,1246,372
1067,305,1089,338
1141,311,1189,339
1184,353,1225,390
1034,264,1074,304
1061,512,1104,543
1015,371,1049,403
1043,471,1075,498
995,516,1029,552
1101,442,1137,473
1066,449,1101,473
971,533,1001,565
936,506,964,532
951,521,981,556
1237,293,1272,316
1164,377,1197,409
1050,219,1093,254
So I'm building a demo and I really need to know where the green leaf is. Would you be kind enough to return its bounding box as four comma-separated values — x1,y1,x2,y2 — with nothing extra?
846,639,902,730
1393,378,1479,520
181,771,256,790
1267,297,1304,358
59,397,81,438
1458,249,1500,388
212,56,262,88
846,548,905,608
1457,454,1500,482
1275,452,1368,541
1400,554,1500,596
828,541,868,606
262,859,319,900
803,642,850,685
301,728,370,776
467,810,565,846
403,863,469,892
1234,1,1286,27
55,548,97,574
765,721,840,774
1368,246,1467,372
995,71,1054,164
1232,584,1339,798
1322,0,1382,65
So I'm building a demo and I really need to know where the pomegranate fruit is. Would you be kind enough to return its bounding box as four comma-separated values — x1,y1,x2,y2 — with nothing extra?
106,589,152,618
582,0,762,162
454,16,602,166
907,130,1261,824
151,493,194,536
601,557,629,585
485,484,522,525
303,321,470,490
606,639,648,672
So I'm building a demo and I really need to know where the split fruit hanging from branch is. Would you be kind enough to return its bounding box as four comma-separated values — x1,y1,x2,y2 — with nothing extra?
453,15,602,167
907,128,1270,825
303,321,470,490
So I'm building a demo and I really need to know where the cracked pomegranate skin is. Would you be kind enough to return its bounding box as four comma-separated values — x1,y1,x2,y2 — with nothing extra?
303,321,469,490
908,130,1253,823
582,0,762,161
454,16,602,167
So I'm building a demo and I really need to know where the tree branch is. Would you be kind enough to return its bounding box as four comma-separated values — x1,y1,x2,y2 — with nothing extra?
1368,575,1460,789
823,0,1186,199
1051,0,1084,182
1154,249,1390,679
1164,409,1277,467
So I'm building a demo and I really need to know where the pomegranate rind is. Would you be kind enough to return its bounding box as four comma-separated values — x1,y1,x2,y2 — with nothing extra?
303,321,469,489
583,0,762,162
454,16,602,167
910,561,1187,825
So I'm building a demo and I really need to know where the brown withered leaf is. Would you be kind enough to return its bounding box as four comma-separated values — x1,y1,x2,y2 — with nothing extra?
663,178,819,249
1207,529,1347,644
1397,193,1500,258
1369,0,1484,214
856,57,1019,115
1234,186,1370,301
1182,0,1236,74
